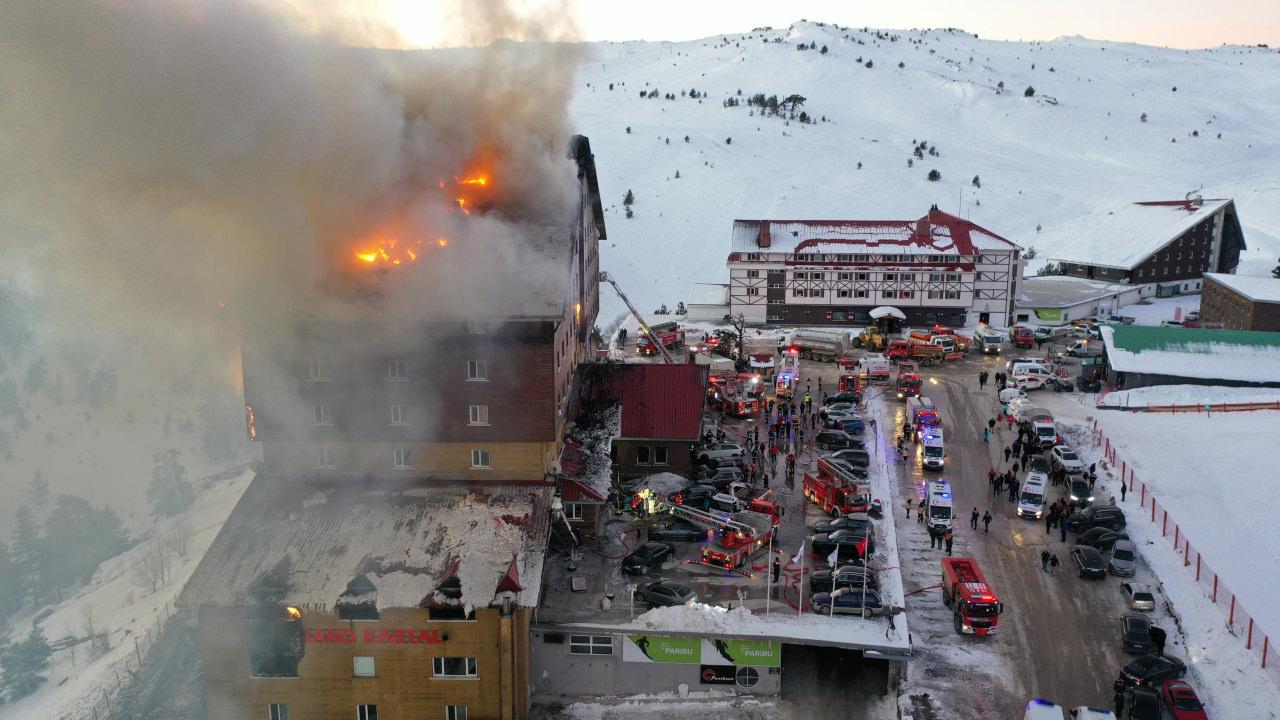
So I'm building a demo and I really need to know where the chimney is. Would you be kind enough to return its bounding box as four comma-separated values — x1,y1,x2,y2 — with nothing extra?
757,222,771,249
915,211,933,239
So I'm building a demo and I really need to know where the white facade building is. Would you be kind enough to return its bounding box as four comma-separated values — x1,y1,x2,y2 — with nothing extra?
727,206,1023,328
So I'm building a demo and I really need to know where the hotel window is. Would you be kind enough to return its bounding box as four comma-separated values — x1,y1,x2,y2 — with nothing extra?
854,254,870,262
792,288,805,298
357,706,378,720
929,273,944,282
746,270,760,278
900,291,915,299
838,290,851,298
386,360,407,381
793,271,807,280
268,705,289,720
855,290,868,299
312,404,333,426
882,291,897,299
899,273,915,281
837,254,852,261
944,291,960,299
564,503,584,520
433,657,479,678
446,706,469,720
838,272,851,281
466,360,488,381
317,446,336,469
307,360,327,381
655,446,669,465
393,449,412,468
569,635,614,655
353,656,376,678
471,449,491,469
390,405,408,425
468,405,489,426
856,273,869,281
767,314,783,321
883,273,896,282
946,273,960,281
746,287,760,296
768,298,783,305
811,289,825,298
636,446,651,464
927,290,941,299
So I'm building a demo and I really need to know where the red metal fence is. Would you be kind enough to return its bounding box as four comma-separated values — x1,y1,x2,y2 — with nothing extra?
1092,420,1280,676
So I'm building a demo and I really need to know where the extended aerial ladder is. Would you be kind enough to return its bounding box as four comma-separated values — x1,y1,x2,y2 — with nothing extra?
599,271,676,364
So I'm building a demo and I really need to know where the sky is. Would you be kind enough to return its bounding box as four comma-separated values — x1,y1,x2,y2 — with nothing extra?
381,0,1280,50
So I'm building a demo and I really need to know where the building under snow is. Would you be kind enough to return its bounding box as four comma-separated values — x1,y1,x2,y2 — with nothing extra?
726,206,1023,328
1046,198,1246,294
1200,273,1280,332
1100,324,1280,390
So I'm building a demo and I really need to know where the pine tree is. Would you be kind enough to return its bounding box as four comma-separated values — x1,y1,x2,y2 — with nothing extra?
1024,86,1036,97
0,542,20,620
10,505,42,604
1,625,53,699
927,169,942,181
623,190,634,207
972,175,981,188
147,449,192,517
820,45,828,54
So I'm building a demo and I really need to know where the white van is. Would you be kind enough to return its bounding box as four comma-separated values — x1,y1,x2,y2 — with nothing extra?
1031,418,1059,448
1024,699,1066,720
1008,360,1050,376
921,427,945,471
1069,706,1116,720
1017,471,1049,519
925,481,953,530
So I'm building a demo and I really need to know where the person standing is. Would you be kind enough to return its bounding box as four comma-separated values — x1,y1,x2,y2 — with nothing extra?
905,498,914,519
983,428,990,444
944,529,954,556
917,505,924,524
983,511,992,533
1113,689,1126,719
988,466,997,490
1049,554,1060,574
970,507,979,529
772,556,782,584
1150,625,1167,656
1041,550,1051,572
1120,481,1128,502
1059,515,1068,543
1004,446,1012,463
928,526,937,549
1046,507,1057,534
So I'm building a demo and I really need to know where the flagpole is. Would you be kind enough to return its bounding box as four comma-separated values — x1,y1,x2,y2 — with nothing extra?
765,533,773,616
798,554,805,617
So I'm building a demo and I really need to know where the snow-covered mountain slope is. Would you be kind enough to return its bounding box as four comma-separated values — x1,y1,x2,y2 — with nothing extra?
569,22,1280,324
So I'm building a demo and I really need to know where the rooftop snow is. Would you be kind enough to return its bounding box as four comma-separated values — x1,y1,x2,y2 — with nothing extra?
1017,276,1134,309
1101,324,1280,383
180,475,552,612
1044,199,1235,270
1204,272,1280,303
687,282,730,306
729,210,1019,257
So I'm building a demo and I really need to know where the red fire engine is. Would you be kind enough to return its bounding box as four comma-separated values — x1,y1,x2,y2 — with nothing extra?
886,338,943,365
838,373,862,394
896,362,922,401
668,504,774,570
637,321,685,356
940,557,1004,635
803,458,871,517
708,373,761,417
1010,326,1035,348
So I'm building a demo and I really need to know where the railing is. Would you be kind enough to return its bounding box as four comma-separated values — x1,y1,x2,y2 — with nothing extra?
1091,420,1280,676
1098,398,1280,414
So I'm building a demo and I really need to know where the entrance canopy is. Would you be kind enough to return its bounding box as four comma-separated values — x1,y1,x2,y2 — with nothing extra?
870,306,907,320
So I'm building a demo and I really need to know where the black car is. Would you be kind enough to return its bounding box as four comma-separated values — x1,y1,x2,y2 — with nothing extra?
1124,687,1161,720
1070,545,1107,579
621,542,675,575
828,448,870,467
1120,613,1154,655
1069,505,1126,532
648,521,707,543
673,485,715,510
1119,654,1187,688
1067,477,1095,506
810,528,875,558
808,514,874,535
1027,456,1051,474
823,391,859,406
809,565,880,594
633,580,696,607
825,457,869,479
815,431,856,451
1078,527,1130,552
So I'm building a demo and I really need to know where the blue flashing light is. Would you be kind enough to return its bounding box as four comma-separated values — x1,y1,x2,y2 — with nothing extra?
940,492,952,499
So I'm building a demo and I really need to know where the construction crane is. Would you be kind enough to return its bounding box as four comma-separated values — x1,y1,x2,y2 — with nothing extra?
598,271,677,364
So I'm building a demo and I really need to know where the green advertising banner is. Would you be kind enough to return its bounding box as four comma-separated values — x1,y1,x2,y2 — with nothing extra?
623,635,702,664
701,638,781,667
1033,308,1063,322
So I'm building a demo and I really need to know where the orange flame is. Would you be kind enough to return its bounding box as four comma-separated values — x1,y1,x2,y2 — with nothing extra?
354,235,425,267
284,605,303,620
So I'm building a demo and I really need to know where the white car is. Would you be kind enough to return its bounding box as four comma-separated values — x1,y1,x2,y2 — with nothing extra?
1050,446,1085,474
999,387,1029,404
1069,707,1116,720
1007,397,1035,421
1011,373,1047,391
696,443,744,463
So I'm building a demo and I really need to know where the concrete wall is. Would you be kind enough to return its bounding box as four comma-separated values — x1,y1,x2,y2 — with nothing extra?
529,630,780,699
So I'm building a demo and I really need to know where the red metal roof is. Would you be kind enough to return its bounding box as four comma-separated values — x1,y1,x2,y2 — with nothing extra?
618,364,708,440
560,478,605,503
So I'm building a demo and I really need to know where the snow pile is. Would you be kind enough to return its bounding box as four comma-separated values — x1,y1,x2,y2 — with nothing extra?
557,697,777,720
1098,384,1280,409
1119,295,1201,326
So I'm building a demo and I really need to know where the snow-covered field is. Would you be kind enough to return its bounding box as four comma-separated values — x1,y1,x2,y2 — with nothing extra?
1099,383,1280,409
569,22,1280,324
0,470,251,720
1118,295,1202,327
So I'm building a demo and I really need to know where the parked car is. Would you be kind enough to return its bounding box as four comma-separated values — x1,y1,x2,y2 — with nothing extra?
696,443,744,464
809,588,883,616
1025,699,1066,720
648,521,706,543
672,484,716,509
999,387,1029,404
1160,680,1207,720
1034,326,1071,341
1069,706,1117,720
822,411,861,431
1122,582,1157,612
1027,455,1052,474
828,448,870,466
809,514,873,535
1108,540,1138,577
1051,446,1086,474
1124,687,1161,720
809,565,880,594
1119,654,1186,688
816,430,857,450
633,580,696,607
1069,505,1126,532
621,543,675,575
1011,372,1048,391
1078,527,1129,552
810,528,876,558
1120,613,1154,655
823,391,860,406
1068,476,1096,505
698,466,744,488
825,457,869,479
819,402,856,418
1070,545,1107,579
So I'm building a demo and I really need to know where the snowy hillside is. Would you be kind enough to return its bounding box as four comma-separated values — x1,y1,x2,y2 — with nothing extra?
568,22,1280,324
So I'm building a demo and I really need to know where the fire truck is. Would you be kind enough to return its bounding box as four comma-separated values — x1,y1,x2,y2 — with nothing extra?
803,458,871,517
667,504,774,570
709,375,760,417
775,349,799,399
886,338,943,365
895,362,922,400
940,557,1004,635
907,396,941,431
1010,326,1035,349
838,373,862,394
637,321,685,356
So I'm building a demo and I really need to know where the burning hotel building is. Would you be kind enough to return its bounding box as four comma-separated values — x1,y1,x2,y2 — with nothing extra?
181,136,606,720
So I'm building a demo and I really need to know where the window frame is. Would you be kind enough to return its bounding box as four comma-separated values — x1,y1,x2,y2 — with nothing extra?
568,635,613,655
356,705,378,720
353,656,376,678
432,656,479,679
268,704,289,720
635,445,651,465
312,403,333,426
393,448,412,469
564,503,584,521
468,405,490,426
470,449,492,469
654,446,669,465
446,706,469,720
466,360,488,382
386,360,408,382
317,446,336,470
390,404,408,426
307,360,328,382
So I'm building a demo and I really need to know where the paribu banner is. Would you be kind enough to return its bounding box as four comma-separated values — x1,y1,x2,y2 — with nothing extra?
1033,308,1063,322
622,635,779,666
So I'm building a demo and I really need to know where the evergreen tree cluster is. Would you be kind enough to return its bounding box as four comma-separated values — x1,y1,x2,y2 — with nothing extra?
0,625,53,701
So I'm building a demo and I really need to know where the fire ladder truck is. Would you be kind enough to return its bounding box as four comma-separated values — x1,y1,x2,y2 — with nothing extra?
599,271,676,364
667,505,775,573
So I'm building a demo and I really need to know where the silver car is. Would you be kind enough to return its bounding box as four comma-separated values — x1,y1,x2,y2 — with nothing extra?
1109,540,1137,577
1122,582,1156,612
696,443,744,464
